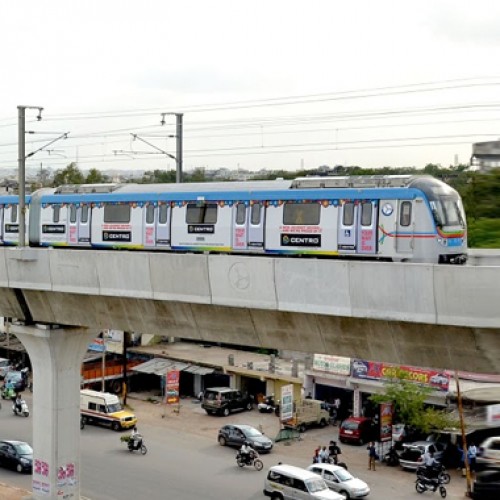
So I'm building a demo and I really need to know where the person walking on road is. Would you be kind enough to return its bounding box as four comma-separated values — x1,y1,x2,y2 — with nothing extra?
367,441,377,471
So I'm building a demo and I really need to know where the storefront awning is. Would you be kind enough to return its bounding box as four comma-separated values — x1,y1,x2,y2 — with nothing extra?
131,358,213,376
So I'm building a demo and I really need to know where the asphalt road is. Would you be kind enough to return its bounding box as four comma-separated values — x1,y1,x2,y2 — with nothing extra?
0,393,471,499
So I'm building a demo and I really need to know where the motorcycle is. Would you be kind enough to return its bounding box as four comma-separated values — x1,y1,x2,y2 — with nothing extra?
384,446,400,466
236,450,263,471
12,399,29,417
258,396,276,414
416,464,451,485
126,435,147,455
415,476,447,498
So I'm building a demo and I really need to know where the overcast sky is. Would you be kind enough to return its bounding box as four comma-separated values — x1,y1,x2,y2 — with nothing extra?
1,0,500,175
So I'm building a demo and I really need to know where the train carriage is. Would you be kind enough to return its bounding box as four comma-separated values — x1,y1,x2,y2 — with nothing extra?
6,175,467,264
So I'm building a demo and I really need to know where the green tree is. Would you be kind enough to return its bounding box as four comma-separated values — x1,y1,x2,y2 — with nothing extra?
370,378,458,434
53,162,85,186
86,168,108,184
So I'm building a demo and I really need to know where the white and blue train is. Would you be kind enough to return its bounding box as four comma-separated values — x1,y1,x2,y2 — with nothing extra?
0,175,467,264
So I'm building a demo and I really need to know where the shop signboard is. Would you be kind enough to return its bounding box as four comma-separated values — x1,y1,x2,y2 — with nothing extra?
379,402,393,442
487,403,500,426
280,384,294,422
166,370,180,404
351,359,450,391
313,354,350,375
88,338,105,352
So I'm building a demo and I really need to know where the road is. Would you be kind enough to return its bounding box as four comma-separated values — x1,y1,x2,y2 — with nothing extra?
0,393,471,499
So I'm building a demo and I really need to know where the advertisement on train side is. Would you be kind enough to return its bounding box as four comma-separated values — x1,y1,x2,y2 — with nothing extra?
351,359,450,391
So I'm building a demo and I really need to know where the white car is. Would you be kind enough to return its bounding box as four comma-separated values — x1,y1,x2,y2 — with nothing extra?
477,437,500,470
307,463,370,499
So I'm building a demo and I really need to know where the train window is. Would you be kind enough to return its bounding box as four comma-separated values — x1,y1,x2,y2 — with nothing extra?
70,205,77,223
81,205,89,223
236,203,246,225
159,204,168,224
251,203,261,225
186,203,218,224
343,202,354,226
53,206,60,223
104,204,130,223
361,202,372,226
146,205,155,224
10,206,17,223
283,202,320,225
400,201,412,226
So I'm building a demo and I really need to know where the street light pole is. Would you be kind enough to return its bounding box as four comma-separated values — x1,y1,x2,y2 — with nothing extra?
17,105,43,247
175,113,183,183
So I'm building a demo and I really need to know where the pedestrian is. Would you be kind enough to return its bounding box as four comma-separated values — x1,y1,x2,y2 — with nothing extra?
320,446,329,463
367,441,377,471
328,440,342,464
468,442,477,473
312,446,321,464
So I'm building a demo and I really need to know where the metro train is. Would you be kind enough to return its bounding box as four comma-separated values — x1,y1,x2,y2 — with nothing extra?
0,175,467,264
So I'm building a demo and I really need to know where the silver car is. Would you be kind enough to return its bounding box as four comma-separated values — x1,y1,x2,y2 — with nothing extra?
307,463,370,499
0,358,12,379
399,441,445,471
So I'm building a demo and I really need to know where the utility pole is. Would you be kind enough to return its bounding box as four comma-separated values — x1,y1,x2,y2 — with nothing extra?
161,112,183,183
18,105,43,247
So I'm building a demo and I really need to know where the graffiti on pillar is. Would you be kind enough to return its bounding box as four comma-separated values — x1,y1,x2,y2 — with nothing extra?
33,458,51,495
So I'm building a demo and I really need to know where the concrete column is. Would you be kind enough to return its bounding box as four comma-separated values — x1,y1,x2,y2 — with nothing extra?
11,324,97,500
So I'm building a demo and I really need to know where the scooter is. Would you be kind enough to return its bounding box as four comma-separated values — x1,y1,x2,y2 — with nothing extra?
236,450,263,471
13,399,29,417
415,475,447,498
126,436,147,455
384,446,400,466
258,396,276,414
1,386,15,400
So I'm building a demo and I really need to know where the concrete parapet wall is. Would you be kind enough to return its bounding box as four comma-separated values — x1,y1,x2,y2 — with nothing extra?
0,248,499,328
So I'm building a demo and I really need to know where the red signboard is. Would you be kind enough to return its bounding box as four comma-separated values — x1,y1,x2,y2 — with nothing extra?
379,402,393,442
166,370,180,404
352,359,450,391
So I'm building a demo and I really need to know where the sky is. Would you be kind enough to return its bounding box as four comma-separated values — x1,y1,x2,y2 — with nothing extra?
1,0,500,176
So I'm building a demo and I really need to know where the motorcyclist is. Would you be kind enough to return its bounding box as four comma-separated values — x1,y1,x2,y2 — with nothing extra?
14,393,23,413
328,440,342,464
130,426,142,450
240,441,256,464
423,450,439,480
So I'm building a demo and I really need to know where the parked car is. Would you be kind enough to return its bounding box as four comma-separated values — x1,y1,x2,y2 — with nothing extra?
202,387,253,417
399,441,446,471
218,424,273,453
339,417,375,445
477,437,500,471
472,469,500,499
0,358,12,379
307,463,370,498
3,370,28,392
0,440,33,473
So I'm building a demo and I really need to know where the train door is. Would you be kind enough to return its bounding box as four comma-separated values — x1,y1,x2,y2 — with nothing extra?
68,204,91,245
248,202,265,248
156,203,171,247
337,201,358,253
357,201,378,254
396,200,414,253
232,202,248,251
0,206,3,243
143,204,156,248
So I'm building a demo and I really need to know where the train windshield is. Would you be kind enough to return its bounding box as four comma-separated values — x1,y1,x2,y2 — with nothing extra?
409,177,466,228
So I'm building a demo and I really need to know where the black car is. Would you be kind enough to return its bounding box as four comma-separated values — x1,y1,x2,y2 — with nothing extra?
0,440,33,473
202,387,253,417
472,470,500,499
218,424,273,453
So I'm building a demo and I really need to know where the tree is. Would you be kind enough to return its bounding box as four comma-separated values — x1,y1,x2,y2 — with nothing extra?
53,163,85,186
370,378,458,434
86,168,109,184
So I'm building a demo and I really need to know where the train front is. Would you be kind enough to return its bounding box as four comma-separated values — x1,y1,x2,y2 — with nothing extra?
410,177,467,264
